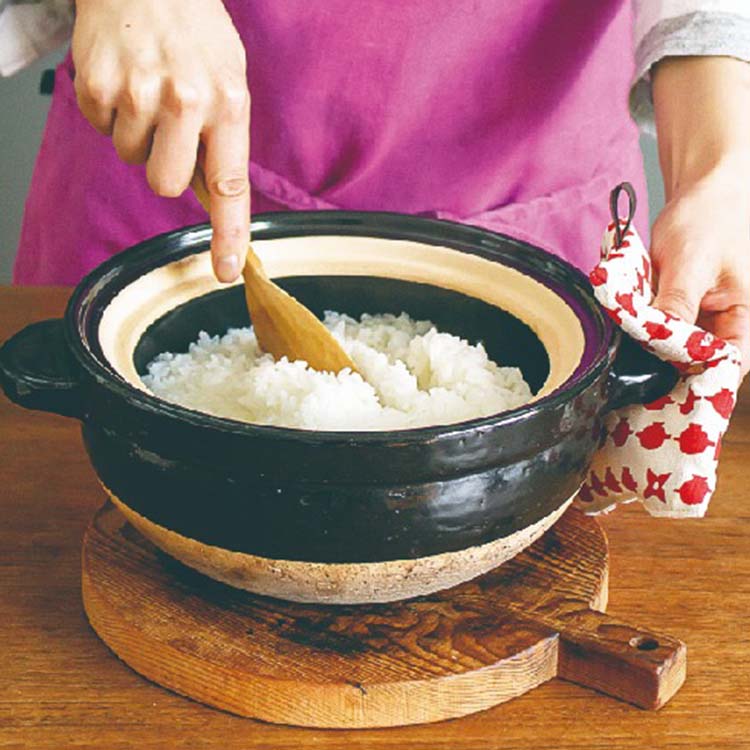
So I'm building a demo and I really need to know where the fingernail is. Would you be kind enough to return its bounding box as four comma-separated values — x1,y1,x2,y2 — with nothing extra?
216,254,240,282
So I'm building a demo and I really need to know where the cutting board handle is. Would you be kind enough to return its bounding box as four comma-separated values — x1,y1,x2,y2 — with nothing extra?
553,605,686,709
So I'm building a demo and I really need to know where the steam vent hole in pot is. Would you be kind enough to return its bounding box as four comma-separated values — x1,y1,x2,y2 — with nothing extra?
133,277,551,430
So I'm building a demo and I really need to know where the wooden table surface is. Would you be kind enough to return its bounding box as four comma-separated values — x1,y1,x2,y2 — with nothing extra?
1,285,749,750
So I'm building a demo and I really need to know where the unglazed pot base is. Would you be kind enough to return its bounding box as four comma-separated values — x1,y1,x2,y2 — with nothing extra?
105,487,576,604
98,236,585,403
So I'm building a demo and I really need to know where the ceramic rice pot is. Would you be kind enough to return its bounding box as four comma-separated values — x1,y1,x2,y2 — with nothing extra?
0,212,676,604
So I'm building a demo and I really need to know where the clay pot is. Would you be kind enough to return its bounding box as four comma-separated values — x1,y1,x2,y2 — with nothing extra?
0,212,674,603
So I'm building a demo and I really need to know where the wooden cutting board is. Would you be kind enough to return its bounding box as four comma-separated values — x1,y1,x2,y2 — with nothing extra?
82,502,686,728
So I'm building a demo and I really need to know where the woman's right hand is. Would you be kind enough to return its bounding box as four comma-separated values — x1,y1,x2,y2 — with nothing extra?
72,0,250,282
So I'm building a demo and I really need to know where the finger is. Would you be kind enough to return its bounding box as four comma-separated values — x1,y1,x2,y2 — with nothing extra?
701,306,750,377
203,89,250,283
146,79,205,197
74,71,118,136
111,72,162,164
146,111,202,198
652,258,710,324
112,111,156,165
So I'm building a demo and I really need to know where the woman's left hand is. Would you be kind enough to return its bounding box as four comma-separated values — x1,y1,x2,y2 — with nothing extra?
650,56,750,378
650,164,750,376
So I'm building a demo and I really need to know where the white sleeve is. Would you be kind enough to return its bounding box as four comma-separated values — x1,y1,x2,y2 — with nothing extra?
0,0,74,78
631,0,750,133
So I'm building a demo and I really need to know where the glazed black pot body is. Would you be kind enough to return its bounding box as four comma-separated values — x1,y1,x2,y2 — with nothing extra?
0,212,676,563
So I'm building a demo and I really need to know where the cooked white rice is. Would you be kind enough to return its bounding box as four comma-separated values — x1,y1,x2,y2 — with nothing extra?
142,312,532,431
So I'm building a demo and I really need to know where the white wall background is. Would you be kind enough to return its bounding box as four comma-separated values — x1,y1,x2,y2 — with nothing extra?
0,49,665,285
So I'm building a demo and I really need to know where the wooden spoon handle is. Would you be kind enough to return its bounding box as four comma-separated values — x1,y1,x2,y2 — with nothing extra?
552,607,686,709
188,167,357,374
189,168,264,275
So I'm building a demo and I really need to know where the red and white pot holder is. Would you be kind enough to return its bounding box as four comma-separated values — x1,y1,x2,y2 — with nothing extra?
576,185,742,518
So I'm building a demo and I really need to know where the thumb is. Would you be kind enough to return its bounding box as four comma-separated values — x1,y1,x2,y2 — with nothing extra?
705,306,750,377
652,263,708,324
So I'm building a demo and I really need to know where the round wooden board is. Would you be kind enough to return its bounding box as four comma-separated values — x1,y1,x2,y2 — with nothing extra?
82,503,686,728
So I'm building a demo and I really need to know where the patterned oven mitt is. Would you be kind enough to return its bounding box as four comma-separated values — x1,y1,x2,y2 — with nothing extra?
577,183,743,518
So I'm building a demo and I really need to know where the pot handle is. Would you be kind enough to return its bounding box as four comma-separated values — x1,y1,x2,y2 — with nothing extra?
0,319,83,419
606,332,679,412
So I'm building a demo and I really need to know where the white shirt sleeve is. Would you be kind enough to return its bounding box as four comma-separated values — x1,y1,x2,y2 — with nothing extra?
0,0,74,77
631,0,750,132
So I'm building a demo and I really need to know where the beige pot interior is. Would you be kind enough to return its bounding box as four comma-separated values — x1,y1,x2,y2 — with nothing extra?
99,235,585,402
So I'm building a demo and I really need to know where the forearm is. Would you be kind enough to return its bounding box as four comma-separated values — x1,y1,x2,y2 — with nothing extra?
652,56,750,201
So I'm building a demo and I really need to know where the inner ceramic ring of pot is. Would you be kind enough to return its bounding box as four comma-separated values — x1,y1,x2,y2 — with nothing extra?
99,235,585,406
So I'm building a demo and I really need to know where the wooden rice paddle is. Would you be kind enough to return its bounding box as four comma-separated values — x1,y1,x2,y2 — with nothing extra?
190,170,357,374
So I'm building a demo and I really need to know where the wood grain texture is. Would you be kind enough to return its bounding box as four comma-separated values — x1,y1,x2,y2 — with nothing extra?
81,502,683,726
84,505,543,725
1,287,750,747
83,506,559,728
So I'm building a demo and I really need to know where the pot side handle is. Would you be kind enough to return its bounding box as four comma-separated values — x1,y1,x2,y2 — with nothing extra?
606,332,679,412
0,319,83,419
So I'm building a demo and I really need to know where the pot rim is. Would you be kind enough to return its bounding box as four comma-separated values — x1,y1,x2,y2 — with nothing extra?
65,210,618,445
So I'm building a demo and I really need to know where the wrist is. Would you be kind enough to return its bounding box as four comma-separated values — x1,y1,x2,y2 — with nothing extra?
666,151,750,202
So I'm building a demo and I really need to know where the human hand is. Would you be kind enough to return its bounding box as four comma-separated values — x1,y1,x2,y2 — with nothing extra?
72,0,250,282
650,168,750,376
651,57,750,377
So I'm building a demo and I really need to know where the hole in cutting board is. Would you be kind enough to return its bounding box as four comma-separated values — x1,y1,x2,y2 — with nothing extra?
629,636,659,651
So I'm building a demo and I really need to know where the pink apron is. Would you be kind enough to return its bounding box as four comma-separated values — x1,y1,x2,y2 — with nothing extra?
14,0,647,285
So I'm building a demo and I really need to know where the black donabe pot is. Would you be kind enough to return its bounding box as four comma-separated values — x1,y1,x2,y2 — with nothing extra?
0,212,676,603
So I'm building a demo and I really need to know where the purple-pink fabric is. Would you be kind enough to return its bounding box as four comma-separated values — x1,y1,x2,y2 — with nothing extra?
14,0,648,285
